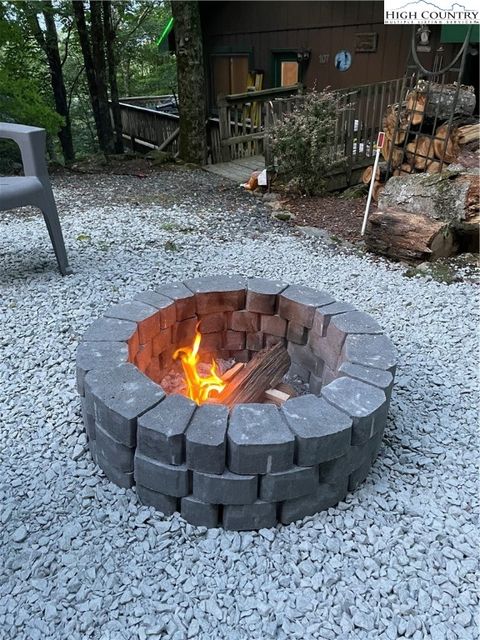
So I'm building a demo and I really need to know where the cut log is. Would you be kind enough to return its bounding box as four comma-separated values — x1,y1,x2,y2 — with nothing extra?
406,90,426,126
372,181,384,203
383,104,408,144
426,160,442,174
365,209,456,261
381,138,403,168
221,362,245,383
405,136,435,170
417,82,476,119
379,170,479,224
434,124,460,163
264,388,291,406
458,123,480,145
362,162,388,184
211,342,290,409
393,163,414,176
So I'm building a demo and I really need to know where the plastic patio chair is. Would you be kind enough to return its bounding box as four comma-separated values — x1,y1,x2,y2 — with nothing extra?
0,122,72,275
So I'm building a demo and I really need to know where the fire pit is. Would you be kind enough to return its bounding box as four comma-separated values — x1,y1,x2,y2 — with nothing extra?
77,276,396,530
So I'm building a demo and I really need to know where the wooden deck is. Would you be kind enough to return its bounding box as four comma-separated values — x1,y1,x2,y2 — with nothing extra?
204,155,264,183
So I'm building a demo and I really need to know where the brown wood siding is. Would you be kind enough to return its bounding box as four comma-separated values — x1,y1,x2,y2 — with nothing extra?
200,1,457,105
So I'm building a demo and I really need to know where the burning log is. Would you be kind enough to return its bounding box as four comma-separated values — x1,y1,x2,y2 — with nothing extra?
211,342,290,409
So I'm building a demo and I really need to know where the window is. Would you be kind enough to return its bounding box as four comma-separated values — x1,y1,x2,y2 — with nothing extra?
211,55,249,102
273,52,300,87
280,61,299,86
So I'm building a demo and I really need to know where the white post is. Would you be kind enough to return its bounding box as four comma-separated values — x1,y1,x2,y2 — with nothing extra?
361,131,385,237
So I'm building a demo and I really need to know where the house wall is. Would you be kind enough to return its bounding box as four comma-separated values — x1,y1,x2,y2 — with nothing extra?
200,1,452,104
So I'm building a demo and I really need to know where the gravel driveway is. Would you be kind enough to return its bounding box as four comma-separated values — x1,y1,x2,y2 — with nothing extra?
1,169,478,640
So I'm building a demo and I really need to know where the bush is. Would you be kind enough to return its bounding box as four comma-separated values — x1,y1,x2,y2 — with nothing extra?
269,89,346,195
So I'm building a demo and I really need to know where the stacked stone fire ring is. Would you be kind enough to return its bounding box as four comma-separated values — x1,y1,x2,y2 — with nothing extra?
77,276,396,530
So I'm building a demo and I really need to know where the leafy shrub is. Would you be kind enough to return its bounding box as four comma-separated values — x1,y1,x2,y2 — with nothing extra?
269,89,346,195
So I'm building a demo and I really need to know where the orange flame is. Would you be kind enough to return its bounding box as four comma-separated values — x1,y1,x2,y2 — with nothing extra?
173,327,226,404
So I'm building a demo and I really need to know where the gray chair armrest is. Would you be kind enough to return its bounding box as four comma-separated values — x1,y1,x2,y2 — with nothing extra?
0,122,49,179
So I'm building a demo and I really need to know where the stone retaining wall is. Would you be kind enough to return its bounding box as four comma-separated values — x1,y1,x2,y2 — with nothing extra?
77,276,396,530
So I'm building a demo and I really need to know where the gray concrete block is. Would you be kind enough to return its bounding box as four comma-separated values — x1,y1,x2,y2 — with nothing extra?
133,291,178,329
134,452,190,496
96,423,135,472
230,310,260,332
264,334,285,349
280,479,348,525
348,459,371,491
171,316,198,346
154,282,196,321
246,331,264,351
76,341,129,396
81,397,96,441
341,334,397,373
288,361,311,383
84,363,165,447
136,484,177,516
282,395,352,466
228,404,294,474
325,311,383,355
186,404,229,474
82,317,137,343
278,285,334,328
287,342,322,375
338,361,393,399
223,330,245,350
152,328,172,357
181,496,219,528
322,377,386,445
223,501,277,531
198,331,224,353
88,438,97,464
105,300,160,343
308,332,342,370
198,312,226,333
184,275,246,314
97,451,134,489
321,365,338,388
318,454,349,484
260,314,287,337
246,278,287,314
311,302,355,336
193,470,257,505
287,321,308,345
259,465,318,501
137,394,196,465
308,372,323,395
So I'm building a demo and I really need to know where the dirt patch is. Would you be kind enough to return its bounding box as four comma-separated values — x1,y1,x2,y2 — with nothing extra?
284,194,377,244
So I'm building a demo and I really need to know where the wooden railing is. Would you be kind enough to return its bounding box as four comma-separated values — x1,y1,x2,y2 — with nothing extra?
217,83,304,162
264,77,412,183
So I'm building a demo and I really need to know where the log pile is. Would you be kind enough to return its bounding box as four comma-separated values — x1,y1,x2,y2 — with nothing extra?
211,342,291,409
361,81,478,201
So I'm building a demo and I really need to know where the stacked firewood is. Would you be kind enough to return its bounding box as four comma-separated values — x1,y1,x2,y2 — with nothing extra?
362,81,478,201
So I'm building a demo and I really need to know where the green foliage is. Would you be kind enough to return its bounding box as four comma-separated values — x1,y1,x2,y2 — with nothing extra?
269,90,346,196
115,1,176,97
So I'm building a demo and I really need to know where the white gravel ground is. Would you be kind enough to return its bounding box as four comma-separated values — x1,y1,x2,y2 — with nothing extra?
0,170,478,640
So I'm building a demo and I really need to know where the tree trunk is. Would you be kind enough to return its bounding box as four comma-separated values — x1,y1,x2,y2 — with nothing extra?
365,210,456,261
72,0,114,154
72,1,103,150
102,1,123,153
171,1,207,165
25,2,75,163
379,170,478,224
90,0,114,154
